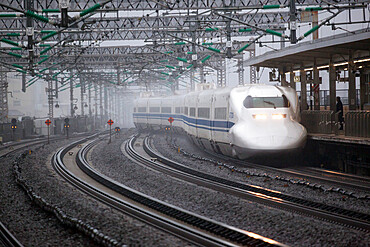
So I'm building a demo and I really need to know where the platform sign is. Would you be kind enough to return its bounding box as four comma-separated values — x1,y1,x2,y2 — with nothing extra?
45,119,51,144
107,119,114,126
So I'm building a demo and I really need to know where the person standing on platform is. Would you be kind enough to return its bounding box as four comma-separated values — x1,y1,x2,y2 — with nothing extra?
336,96,344,130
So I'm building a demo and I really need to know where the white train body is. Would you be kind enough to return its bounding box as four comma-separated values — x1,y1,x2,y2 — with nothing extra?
133,85,307,159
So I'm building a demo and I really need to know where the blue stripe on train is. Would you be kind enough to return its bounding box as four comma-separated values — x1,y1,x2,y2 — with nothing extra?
133,113,234,132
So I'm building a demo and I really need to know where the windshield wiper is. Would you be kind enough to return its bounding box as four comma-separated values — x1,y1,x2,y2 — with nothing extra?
263,100,276,109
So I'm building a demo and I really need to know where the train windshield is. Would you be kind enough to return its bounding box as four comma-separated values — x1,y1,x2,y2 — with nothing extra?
243,95,289,109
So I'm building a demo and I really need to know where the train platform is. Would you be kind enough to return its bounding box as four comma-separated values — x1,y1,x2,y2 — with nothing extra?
308,133,370,146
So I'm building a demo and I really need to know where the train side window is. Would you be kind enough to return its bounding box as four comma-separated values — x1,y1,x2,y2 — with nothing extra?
198,107,210,119
189,107,196,117
214,107,227,119
134,108,136,113
184,107,188,115
138,107,146,112
161,107,171,113
149,107,160,112
175,107,181,114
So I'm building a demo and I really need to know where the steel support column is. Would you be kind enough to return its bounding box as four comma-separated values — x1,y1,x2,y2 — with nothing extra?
329,58,337,111
190,70,194,91
217,59,226,88
313,58,320,110
80,76,84,116
280,67,288,86
300,67,308,111
290,69,296,90
104,85,108,122
348,51,356,110
99,83,103,126
48,79,54,119
94,83,98,129
70,72,74,117
359,72,368,110
117,90,121,125
0,67,8,123
238,57,244,85
249,50,256,84
200,67,204,85
88,83,92,118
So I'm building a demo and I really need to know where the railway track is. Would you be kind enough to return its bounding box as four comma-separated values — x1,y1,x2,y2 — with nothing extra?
0,136,63,247
127,134,370,232
1,135,75,247
172,135,370,195
53,135,286,247
213,152,370,193
1,132,101,247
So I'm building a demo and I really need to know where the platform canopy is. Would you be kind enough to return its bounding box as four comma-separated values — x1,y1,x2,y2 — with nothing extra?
244,29,370,71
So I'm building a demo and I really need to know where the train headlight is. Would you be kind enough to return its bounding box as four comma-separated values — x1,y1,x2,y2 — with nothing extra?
272,114,286,119
253,114,267,120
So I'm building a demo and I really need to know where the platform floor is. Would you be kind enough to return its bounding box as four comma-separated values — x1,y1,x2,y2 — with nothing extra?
308,133,370,145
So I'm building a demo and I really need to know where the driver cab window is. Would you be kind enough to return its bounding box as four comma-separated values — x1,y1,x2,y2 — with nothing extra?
243,95,289,108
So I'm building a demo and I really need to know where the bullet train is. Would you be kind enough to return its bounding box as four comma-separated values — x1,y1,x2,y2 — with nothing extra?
133,84,307,159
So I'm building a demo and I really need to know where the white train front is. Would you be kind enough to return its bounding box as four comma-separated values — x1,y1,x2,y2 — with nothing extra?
133,85,307,159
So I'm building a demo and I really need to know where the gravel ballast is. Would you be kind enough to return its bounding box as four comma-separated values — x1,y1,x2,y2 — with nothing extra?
90,131,370,247
1,133,191,246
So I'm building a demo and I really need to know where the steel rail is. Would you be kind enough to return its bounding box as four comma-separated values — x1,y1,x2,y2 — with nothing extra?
0,222,23,247
52,136,284,246
138,135,370,232
198,144,370,193
279,167,370,192
0,132,102,247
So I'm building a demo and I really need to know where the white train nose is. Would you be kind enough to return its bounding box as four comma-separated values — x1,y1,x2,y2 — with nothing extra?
230,122,306,151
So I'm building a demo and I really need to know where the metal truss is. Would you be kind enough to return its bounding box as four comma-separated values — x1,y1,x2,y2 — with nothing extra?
1,0,361,12
0,0,366,92
0,13,288,43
